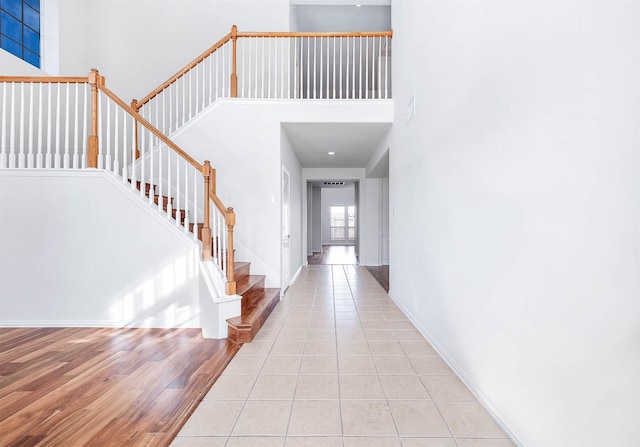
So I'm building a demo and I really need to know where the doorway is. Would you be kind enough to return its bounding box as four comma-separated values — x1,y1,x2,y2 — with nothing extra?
306,180,358,265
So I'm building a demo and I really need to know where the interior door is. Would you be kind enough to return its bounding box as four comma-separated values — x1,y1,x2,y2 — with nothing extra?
282,166,291,292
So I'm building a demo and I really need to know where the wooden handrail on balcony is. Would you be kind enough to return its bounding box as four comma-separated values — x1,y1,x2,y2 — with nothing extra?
134,31,233,110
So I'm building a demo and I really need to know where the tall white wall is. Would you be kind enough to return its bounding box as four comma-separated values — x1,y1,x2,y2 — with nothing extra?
51,0,290,101
320,185,355,245
390,1,640,446
0,170,201,328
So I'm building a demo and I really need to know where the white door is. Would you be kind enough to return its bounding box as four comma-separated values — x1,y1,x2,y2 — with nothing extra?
282,166,291,292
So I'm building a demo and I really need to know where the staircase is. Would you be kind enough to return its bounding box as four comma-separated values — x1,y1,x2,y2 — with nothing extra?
131,178,280,343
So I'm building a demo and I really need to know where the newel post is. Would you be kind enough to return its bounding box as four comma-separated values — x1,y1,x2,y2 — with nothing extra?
201,161,213,260
87,69,103,168
230,25,238,98
226,207,236,295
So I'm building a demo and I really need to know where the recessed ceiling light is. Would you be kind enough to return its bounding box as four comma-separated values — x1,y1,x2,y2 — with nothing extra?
328,151,336,155
355,4,362,7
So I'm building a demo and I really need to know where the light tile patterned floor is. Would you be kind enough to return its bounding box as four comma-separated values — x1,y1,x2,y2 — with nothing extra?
171,265,515,447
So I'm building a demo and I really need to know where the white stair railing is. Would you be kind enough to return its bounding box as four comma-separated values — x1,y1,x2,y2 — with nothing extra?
0,71,237,295
0,78,90,169
134,26,393,136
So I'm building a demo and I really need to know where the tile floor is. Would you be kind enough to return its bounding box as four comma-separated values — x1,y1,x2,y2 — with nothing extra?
171,265,515,447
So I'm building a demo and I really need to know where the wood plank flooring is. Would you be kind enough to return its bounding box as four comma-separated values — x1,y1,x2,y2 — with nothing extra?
307,245,358,265
0,327,239,447
365,265,390,292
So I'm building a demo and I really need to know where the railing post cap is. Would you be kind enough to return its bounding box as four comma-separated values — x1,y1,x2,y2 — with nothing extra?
231,25,238,36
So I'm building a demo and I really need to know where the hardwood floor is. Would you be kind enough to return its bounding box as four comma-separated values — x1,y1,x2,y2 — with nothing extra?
365,265,390,292
0,327,239,447
307,244,358,265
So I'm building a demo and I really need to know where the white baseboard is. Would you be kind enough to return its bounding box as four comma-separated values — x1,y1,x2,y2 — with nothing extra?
388,291,527,447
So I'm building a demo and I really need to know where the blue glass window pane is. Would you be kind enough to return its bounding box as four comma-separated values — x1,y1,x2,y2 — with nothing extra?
0,0,22,20
23,23,37,53
23,47,38,66
0,35,21,58
23,4,38,32
1,11,22,44
24,0,39,12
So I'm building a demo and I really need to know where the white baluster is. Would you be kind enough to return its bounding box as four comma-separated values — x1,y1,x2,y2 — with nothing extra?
306,38,311,99
340,37,343,98
18,83,25,168
105,97,111,172
359,38,363,99
130,118,136,189
191,168,197,239
175,155,181,226
157,141,163,212
72,83,79,168
183,160,189,232
209,49,214,103
365,37,369,99
313,37,317,99
166,144,172,219
332,36,338,99
54,83,61,168
261,38,265,98
352,37,356,99
287,37,291,99
148,130,154,205
385,36,389,99
36,83,43,168
27,83,34,168
0,83,7,168
82,85,88,169
9,83,17,168
114,103,120,176
319,37,323,99
121,108,127,181
45,83,52,168
64,83,70,168
97,92,103,169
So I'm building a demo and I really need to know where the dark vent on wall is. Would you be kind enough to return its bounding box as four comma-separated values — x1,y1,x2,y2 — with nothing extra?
323,181,345,186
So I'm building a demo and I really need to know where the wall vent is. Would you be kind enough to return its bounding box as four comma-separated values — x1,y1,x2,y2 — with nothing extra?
323,181,345,186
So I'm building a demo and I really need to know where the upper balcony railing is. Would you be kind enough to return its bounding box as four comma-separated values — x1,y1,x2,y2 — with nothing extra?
133,26,393,136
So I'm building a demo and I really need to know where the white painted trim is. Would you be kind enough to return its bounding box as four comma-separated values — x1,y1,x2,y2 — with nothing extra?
388,290,527,447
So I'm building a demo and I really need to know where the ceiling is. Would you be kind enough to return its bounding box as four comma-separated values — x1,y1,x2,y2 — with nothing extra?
282,122,391,169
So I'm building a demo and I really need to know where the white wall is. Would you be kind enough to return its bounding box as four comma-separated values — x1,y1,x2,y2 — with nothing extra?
390,1,640,446
0,51,46,75
381,175,389,265
363,178,381,265
52,0,290,101
320,185,355,245
281,127,303,286
0,170,201,328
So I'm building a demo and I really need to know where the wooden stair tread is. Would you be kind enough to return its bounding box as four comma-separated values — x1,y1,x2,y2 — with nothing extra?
236,274,265,296
227,288,280,329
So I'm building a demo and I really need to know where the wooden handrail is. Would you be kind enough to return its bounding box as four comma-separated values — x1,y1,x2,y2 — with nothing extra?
0,76,88,83
135,32,233,109
237,30,393,38
97,83,203,172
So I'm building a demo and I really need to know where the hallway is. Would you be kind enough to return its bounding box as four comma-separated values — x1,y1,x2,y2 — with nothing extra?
171,265,514,446
307,245,358,265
